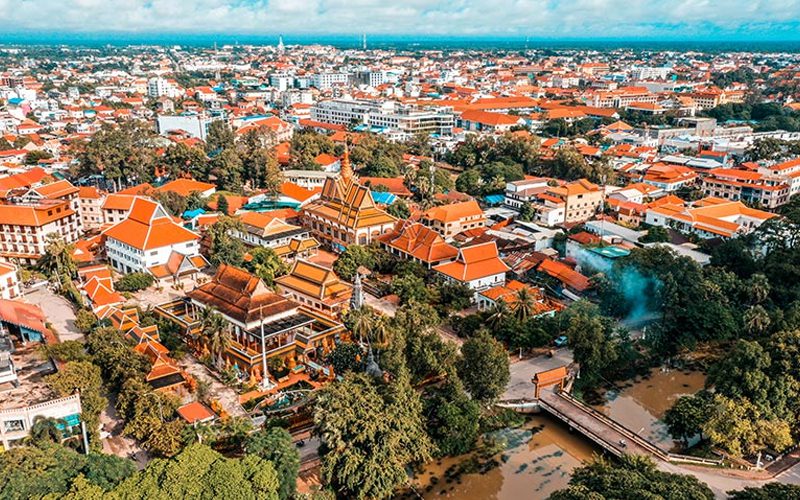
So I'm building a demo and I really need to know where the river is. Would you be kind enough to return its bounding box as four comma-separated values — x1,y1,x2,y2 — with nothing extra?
406,366,707,499
594,367,706,450
405,414,599,499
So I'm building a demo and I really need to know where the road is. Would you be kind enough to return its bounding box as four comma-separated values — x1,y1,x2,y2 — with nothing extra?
503,347,573,400
23,287,83,342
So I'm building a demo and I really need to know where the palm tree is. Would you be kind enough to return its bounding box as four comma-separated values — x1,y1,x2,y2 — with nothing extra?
487,300,511,331
511,288,537,320
346,306,375,344
38,234,76,282
368,315,393,349
744,305,771,336
747,274,770,305
199,308,231,370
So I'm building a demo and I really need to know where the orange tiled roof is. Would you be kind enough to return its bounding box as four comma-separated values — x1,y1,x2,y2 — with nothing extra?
423,200,483,224
103,198,199,250
433,241,510,282
379,221,458,264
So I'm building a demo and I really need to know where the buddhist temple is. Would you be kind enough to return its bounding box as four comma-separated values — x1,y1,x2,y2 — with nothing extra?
301,146,396,252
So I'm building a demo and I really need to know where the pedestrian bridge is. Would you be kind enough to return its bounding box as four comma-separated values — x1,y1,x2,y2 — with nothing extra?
498,366,723,467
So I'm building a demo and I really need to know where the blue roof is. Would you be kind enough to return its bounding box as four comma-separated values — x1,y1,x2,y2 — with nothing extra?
484,194,505,205
182,208,206,220
371,191,396,205
588,246,630,259
8,97,24,105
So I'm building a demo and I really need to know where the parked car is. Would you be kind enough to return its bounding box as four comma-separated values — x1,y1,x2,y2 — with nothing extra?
554,335,568,347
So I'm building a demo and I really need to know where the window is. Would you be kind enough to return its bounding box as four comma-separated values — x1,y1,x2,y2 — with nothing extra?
3,419,24,432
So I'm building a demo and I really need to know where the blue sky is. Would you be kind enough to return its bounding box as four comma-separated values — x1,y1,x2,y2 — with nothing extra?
3,0,800,40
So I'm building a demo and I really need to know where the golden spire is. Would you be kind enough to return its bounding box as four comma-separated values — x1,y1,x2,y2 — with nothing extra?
341,139,353,181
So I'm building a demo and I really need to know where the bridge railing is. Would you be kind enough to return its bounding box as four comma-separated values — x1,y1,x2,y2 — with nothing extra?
666,452,724,467
553,391,670,460
538,397,626,457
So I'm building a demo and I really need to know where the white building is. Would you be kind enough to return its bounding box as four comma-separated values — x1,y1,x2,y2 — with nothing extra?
311,98,454,135
310,72,350,90
104,198,203,275
157,113,221,141
0,394,83,450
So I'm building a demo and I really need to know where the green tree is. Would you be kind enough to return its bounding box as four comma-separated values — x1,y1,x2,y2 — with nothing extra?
46,362,107,449
74,310,99,334
640,225,670,243
390,273,430,305
549,454,714,500
457,329,510,402
114,272,155,292
77,121,158,190
386,199,410,219
518,201,536,222
327,342,364,374
110,443,280,499
423,379,481,456
560,301,620,388
205,120,236,153
663,392,713,445
244,247,287,286
161,142,209,179
728,483,800,499
205,216,245,267
332,245,375,280
244,427,300,500
314,373,433,500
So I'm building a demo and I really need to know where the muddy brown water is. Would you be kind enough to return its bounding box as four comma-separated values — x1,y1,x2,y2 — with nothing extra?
406,414,599,499
406,368,706,499
594,367,706,450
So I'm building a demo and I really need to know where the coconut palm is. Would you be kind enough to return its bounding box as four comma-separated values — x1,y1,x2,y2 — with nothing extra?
487,300,511,331
198,307,232,370
511,288,538,320
346,306,375,344
368,315,393,349
747,273,770,305
38,233,76,282
744,305,771,336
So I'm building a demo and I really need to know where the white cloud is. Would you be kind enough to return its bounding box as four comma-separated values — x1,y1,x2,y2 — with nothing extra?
2,0,800,38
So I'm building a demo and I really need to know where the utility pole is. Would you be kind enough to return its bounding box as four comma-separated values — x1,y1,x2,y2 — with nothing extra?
259,305,274,391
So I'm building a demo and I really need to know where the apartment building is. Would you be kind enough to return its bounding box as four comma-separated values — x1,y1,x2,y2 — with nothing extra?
701,168,790,209
77,186,105,230
311,99,454,135
645,197,777,239
421,200,486,239
544,179,603,224
0,199,81,265
590,87,658,108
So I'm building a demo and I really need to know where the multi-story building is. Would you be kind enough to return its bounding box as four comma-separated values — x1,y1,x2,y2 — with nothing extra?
378,220,459,268
103,198,203,276
543,179,603,224
645,196,777,239
101,194,140,225
156,113,221,141
0,262,20,300
311,99,454,135
0,394,82,450
77,186,105,230
701,168,790,209
302,152,396,252
433,241,509,297
0,199,81,265
504,178,551,210
310,72,350,90
233,212,312,250
421,200,486,239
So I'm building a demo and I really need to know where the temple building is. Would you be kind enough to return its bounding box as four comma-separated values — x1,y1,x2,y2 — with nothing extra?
275,260,352,318
156,264,345,381
301,148,396,252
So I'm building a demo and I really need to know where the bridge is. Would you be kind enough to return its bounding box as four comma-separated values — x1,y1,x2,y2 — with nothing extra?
514,366,725,467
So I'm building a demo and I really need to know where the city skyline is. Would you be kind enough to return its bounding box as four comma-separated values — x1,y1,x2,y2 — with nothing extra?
2,0,800,41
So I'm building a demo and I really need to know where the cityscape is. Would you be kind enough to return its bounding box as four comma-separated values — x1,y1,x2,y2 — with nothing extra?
0,3,800,500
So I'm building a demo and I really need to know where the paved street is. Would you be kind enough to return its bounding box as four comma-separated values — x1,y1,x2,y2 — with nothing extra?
23,287,83,342
503,347,573,400
178,354,248,418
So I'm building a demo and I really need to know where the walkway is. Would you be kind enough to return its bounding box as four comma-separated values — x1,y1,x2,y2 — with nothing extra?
23,287,83,342
178,354,248,418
